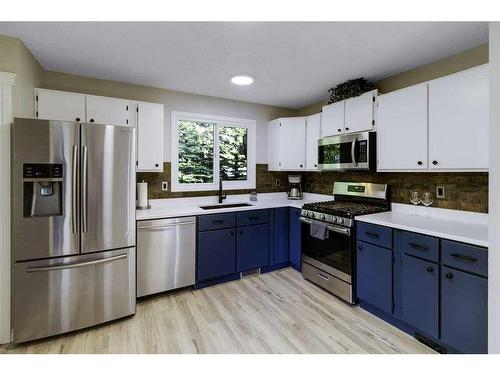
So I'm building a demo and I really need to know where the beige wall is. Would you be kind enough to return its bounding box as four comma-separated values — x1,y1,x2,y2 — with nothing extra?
297,44,489,116
42,71,296,163
0,34,43,118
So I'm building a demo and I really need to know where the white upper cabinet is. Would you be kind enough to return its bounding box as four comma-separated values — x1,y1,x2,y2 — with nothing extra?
321,90,376,136
35,88,165,173
305,113,321,170
36,89,86,122
428,65,489,171
136,102,164,172
377,84,428,171
86,96,130,126
344,90,376,133
267,117,306,171
321,100,344,137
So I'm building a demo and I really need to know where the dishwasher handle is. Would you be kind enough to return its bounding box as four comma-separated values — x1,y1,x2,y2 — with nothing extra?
137,217,196,229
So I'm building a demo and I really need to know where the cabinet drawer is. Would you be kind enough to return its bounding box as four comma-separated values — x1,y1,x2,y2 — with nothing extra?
400,231,439,263
442,240,488,277
357,222,392,249
237,209,269,226
198,213,236,231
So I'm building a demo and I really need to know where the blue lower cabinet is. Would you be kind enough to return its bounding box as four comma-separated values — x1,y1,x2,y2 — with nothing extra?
236,224,270,272
197,228,236,281
399,254,439,339
357,241,393,314
270,207,290,265
289,207,302,270
441,266,488,354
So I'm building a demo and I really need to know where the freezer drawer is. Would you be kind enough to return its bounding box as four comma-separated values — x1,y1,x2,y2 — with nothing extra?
137,217,196,297
13,248,136,343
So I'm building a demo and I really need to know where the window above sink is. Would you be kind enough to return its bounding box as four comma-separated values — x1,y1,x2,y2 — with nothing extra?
171,111,256,192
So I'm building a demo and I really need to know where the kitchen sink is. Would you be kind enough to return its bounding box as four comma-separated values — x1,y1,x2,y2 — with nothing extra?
199,203,253,210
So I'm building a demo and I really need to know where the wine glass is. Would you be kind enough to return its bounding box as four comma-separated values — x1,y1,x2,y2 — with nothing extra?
409,191,420,215
422,192,434,217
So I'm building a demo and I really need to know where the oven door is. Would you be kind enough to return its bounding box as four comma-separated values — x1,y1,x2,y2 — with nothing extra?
300,217,353,283
318,131,371,171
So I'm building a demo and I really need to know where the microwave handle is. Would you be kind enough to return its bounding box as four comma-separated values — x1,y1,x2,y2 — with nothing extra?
351,137,357,166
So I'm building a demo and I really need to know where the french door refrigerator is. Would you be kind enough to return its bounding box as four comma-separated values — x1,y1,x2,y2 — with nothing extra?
11,118,136,343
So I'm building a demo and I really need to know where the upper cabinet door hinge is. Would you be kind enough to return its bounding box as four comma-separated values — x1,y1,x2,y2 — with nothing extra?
126,105,129,111
136,107,139,113
126,119,129,125
35,95,38,102
372,120,375,126
35,111,38,118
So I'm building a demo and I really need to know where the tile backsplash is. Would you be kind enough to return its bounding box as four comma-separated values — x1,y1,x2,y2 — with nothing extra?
137,163,289,199
137,164,488,213
302,170,488,213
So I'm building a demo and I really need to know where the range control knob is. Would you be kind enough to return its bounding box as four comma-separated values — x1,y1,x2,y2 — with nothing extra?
308,212,314,218
336,217,344,224
320,214,325,220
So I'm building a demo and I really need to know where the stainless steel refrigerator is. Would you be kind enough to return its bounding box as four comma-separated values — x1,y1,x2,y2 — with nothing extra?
11,118,136,343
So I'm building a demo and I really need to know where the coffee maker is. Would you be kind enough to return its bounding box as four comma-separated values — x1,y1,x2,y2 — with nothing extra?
287,175,303,200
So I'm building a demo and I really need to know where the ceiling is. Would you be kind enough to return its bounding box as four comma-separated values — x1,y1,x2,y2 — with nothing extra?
0,22,488,109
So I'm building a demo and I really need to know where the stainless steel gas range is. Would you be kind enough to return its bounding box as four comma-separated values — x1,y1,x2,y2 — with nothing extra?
300,182,389,304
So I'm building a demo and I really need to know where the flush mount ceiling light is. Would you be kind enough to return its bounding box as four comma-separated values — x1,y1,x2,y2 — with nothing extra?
231,74,254,86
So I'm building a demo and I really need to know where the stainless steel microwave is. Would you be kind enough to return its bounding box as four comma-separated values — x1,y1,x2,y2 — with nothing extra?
318,131,376,171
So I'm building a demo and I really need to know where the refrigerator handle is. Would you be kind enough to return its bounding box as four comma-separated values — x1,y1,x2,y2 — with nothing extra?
72,145,78,233
25,253,128,273
82,145,88,233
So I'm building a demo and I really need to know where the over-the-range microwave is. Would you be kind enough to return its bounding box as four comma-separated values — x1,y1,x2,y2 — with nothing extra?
318,131,376,171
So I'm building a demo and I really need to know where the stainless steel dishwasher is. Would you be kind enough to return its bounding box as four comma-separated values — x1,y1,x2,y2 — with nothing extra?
137,216,196,297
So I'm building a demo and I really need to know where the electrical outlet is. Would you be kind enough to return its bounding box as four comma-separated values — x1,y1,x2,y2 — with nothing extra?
436,185,446,199
275,179,281,187
161,182,168,191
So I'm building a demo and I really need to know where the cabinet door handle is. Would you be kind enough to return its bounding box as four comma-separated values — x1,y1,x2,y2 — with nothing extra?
445,272,454,279
426,266,434,273
155,163,159,167
450,253,478,263
299,164,303,168
230,230,234,236
417,160,423,166
365,232,379,238
89,119,95,123
239,229,243,235
432,160,438,165
345,127,350,131
357,244,363,251
75,117,81,122
337,128,342,132
408,242,429,251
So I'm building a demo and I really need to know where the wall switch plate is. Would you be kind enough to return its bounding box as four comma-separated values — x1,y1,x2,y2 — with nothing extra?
275,179,280,187
162,182,168,191
436,185,446,199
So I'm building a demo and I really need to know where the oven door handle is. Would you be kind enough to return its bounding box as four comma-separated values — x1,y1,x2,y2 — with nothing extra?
299,217,351,236
351,136,358,167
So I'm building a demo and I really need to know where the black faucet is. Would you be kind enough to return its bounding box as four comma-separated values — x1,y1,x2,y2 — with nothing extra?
218,178,227,204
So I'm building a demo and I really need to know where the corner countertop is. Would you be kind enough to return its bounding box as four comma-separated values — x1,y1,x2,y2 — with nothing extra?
355,203,488,248
136,192,333,221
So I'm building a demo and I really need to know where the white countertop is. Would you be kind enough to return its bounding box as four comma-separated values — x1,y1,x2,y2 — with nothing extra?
136,192,332,221
356,203,488,247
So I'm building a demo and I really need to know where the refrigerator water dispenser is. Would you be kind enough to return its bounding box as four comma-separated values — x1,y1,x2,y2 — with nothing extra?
23,163,63,217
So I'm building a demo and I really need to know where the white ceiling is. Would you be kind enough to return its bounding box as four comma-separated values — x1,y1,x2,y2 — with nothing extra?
0,22,488,109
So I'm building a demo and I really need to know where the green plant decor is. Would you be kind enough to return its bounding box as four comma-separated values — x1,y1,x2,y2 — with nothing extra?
328,78,376,104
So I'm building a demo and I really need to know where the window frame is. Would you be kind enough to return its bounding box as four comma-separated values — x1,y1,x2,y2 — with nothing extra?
171,111,256,192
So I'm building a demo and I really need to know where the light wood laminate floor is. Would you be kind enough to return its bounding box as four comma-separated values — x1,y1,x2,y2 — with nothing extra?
1,268,435,354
